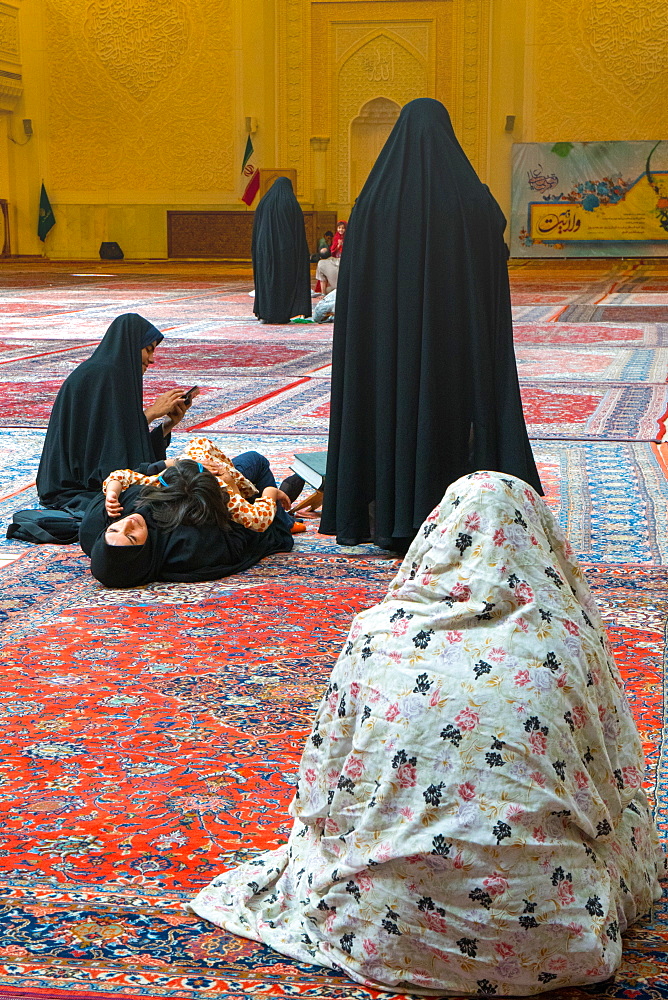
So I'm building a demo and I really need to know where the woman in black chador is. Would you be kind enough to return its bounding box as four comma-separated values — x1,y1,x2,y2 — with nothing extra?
320,98,542,552
251,177,312,324
36,313,189,512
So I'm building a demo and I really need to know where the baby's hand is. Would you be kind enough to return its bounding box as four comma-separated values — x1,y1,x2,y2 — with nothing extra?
201,459,227,475
105,480,123,518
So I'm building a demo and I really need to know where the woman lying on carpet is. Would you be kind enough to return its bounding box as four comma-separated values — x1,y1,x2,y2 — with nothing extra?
103,437,296,534
36,312,192,512
190,471,664,997
80,448,302,588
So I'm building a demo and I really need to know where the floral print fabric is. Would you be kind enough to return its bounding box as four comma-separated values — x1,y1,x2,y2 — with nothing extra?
190,472,664,996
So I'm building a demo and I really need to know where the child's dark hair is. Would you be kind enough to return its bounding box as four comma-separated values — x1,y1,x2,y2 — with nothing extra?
139,459,231,531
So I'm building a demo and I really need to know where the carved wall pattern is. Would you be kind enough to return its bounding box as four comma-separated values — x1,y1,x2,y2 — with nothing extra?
529,0,668,140
454,0,488,171
0,3,19,57
277,0,311,198
45,0,235,192
309,2,488,207
336,32,427,202
82,0,190,102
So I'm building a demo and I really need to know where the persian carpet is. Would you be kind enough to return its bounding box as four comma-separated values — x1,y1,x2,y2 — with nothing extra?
0,260,667,999
520,382,668,441
0,557,665,1000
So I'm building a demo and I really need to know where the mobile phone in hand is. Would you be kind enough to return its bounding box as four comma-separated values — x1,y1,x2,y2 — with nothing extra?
182,385,199,405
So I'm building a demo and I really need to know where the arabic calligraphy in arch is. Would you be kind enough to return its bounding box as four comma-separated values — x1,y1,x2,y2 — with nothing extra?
536,209,581,235
362,45,395,82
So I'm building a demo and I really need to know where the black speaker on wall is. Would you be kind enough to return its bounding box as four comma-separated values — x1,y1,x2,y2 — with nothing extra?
99,241,124,260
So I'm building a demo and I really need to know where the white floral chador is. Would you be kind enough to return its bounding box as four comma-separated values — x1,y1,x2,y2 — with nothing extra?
190,472,664,996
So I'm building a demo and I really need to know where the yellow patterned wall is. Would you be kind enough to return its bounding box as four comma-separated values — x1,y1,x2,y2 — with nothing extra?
271,0,490,216
46,0,234,193
3,0,665,258
526,0,668,141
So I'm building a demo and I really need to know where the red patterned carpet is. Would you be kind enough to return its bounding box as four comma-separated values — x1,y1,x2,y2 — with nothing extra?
0,552,666,1000
0,259,666,999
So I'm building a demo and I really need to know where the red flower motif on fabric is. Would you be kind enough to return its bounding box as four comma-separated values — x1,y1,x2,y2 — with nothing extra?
391,618,410,636
458,781,476,801
345,757,364,780
396,762,417,788
493,528,506,546
385,703,401,722
622,766,642,788
450,582,471,602
483,873,508,896
572,706,588,728
564,620,580,635
574,771,589,789
465,513,481,531
557,881,575,905
495,941,514,957
514,582,534,605
357,873,374,891
529,731,547,755
530,770,546,786
425,910,448,933
454,708,479,731
514,669,531,686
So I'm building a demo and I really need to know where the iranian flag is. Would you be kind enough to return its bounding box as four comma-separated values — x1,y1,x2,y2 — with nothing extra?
241,135,260,206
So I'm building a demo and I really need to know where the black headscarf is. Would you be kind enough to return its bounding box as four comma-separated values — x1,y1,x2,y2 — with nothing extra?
320,98,542,551
36,313,168,511
79,485,294,588
251,177,312,323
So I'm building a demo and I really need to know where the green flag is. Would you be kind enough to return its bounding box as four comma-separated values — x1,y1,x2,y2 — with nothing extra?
242,135,254,173
38,183,55,241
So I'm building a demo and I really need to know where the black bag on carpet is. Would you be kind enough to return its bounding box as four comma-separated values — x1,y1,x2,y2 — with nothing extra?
7,508,83,544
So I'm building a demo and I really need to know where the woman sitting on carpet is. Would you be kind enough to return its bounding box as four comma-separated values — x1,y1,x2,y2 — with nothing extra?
190,471,664,997
80,446,303,588
36,313,191,512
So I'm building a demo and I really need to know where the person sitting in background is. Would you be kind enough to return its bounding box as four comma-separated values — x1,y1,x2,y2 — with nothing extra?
36,313,190,512
313,288,336,323
311,230,334,262
314,250,340,298
190,471,664,996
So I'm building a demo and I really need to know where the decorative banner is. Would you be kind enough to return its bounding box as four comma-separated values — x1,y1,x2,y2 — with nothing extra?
511,141,668,257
